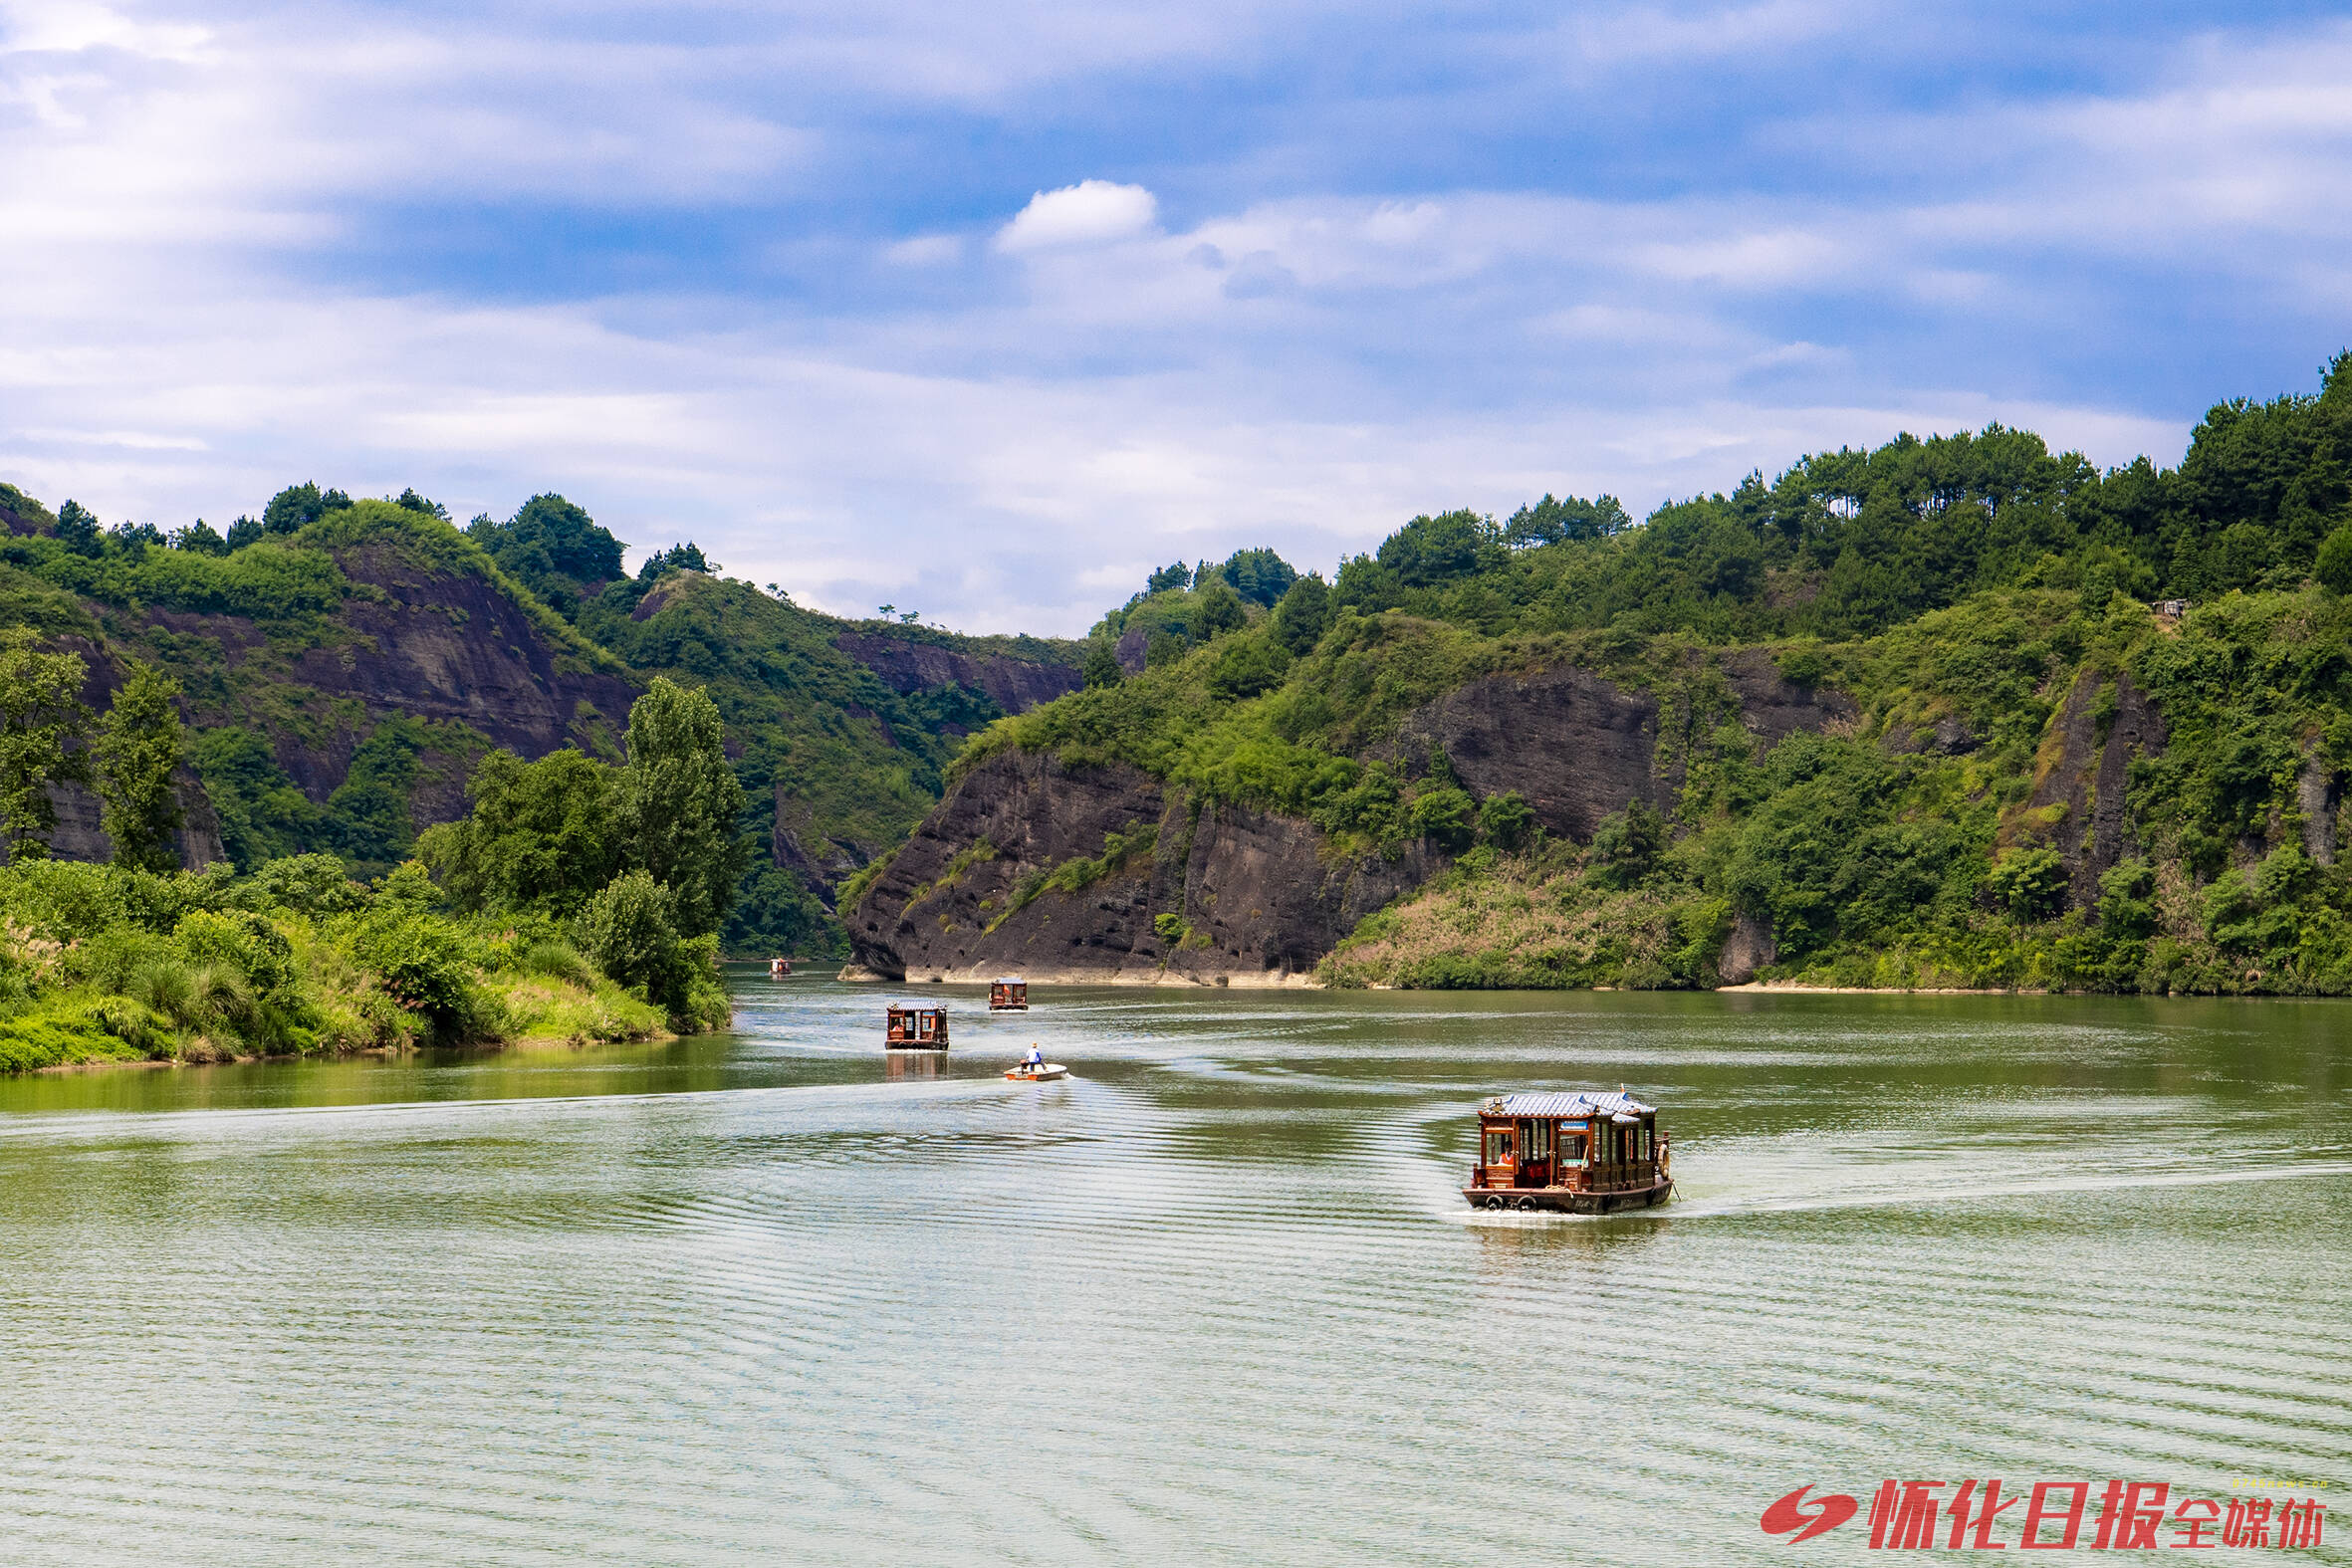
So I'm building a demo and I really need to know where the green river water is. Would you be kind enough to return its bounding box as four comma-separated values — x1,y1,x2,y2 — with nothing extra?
0,972,2345,1563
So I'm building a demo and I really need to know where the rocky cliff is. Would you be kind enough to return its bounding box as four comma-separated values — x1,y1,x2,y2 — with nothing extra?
844,749,1439,986
833,631,1082,721
846,655,1852,986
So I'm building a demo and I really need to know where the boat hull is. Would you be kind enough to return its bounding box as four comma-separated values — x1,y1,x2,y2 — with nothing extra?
1461,1179,1672,1215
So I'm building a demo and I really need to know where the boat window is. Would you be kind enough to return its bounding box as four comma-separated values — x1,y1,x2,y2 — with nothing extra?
1484,1128,1513,1165
1561,1133,1587,1163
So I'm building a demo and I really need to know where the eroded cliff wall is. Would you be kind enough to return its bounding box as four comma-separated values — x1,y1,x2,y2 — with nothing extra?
847,657,1852,986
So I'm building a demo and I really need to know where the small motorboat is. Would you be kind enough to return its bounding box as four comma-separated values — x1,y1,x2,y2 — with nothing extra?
1004,1061,1067,1082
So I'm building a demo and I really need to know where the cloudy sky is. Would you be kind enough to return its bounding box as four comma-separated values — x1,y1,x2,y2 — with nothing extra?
4,0,2351,633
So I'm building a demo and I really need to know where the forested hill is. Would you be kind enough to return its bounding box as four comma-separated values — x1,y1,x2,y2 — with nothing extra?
0,484,1082,955
849,354,2352,996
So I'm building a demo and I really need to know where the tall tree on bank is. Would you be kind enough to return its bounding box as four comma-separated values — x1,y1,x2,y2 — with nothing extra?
419,747,620,918
94,662,187,873
617,677,747,940
0,629,90,862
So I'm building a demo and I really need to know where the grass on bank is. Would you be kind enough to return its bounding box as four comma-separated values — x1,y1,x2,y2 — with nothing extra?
0,854,715,1072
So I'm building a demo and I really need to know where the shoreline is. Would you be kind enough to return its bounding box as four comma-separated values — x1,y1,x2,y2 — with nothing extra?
835,967,2340,1002
29,1025,681,1077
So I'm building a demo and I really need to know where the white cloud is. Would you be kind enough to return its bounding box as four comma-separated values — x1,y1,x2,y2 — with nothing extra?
996,179,1158,251
8,1,2351,637
883,233,963,267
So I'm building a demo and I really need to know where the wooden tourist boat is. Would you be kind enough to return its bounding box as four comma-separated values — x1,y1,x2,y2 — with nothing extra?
885,1005,950,1050
989,977,1030,1011
1463,1091,1672,1214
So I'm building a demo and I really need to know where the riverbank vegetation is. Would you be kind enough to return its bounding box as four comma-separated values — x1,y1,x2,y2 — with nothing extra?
0,675,744,1071
965,355,2352,995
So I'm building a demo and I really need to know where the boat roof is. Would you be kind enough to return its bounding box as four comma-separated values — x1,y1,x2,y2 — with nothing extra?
995,976,1025,983
1483,1090,1655,1119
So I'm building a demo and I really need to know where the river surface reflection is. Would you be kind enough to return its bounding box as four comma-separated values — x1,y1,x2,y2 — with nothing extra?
0,972,2346,1563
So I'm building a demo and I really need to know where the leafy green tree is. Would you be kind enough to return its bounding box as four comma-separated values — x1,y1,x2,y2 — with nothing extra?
1082,640,1124,689
1207,636,1290,700
1986,847,2069,922
1145,630,1185,669
466,494,624,617
0,629,91,861
321,719,430,878
223,515,261,551
2097,858,2157,939
393,487,449,520
1272,572,1331,654
1216,548,1298,606
1478,790,1536,851
2316,524,2352,594
1591,798,1666,887
171,520,228,556
1376,510,1502,587
1504,493,1632,547
93,662,186,874
1409,785,1478,851
420,747,620,917
1144,561,1193,595
191,729,319,870
618,678,747,939
1193,578,1248,640
578,869,688,1006
54,500,101,557
247,853,369,916
262,482,353,536
637,542,711,580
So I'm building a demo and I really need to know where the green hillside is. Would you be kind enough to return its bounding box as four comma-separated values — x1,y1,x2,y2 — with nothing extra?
952,354,2352,995
0,482,1081,961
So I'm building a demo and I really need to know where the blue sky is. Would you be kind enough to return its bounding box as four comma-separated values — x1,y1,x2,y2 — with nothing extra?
5,0,2352,633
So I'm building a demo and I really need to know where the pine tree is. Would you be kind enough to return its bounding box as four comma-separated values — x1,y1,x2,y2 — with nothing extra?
95,662,187,873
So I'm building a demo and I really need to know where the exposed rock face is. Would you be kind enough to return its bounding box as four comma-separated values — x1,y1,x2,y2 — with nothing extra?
1717,912,1778,985
2299,746,2343,867
845,750,1438,985
285,550,637,779
1720,650,1859,746
851,655,1855,986
1394,666,1670,837
832,631,1081,716
2088,674,2168,889
775,784,872,909
1115,626,1150,675
2010,670,2169,908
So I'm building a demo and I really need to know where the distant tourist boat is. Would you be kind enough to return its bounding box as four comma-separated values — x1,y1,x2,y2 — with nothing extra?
1464,1091,1672,1214
770,956,792,978
885,1005,950,1050
989,977,1029,1010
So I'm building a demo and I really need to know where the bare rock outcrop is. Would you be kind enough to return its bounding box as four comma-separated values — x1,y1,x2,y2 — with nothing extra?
851,653,1857,987
832,631,1081,716
2011,670,2169,908
1395,666,1670,837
